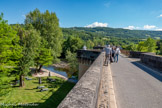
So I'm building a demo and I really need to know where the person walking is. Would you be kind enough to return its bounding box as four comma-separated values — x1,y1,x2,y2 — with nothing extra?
112,46,116,62
114,46,120,63
104,45,112,66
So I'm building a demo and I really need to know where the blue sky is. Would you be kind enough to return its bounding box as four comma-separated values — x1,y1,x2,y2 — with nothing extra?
1,0,162,30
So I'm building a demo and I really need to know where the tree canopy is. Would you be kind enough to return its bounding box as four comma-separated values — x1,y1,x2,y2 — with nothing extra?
0,13,22,93
24,9,63,74
25,9,63,62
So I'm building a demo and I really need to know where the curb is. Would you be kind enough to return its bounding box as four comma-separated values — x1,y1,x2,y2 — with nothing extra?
108,66,117,108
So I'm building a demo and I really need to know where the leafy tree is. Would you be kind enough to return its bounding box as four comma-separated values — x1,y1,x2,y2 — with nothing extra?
160,40,162,55
137,41,147,52
63,36,83,55
25,9,63,71
0,13,22,92
65,50,78,77
34,44,53,73
144,37,157,52
93,38,105,46
125,43,137,51
86,39,94,49
16,24,41,87
133,37,157,52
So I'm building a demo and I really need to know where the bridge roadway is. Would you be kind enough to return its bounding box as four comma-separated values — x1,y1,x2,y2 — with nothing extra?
111,55,162,108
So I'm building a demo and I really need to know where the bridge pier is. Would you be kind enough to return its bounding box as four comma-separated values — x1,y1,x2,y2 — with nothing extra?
78,59,92,80
77,49,101,80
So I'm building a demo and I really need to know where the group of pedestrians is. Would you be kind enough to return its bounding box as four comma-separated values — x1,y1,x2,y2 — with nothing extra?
104,45,121,66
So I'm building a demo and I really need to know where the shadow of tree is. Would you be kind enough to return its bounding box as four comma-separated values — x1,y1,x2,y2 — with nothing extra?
19,80,75,108
38,81,75,108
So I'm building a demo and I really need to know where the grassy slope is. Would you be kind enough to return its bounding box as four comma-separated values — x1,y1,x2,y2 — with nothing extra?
0,76,75,108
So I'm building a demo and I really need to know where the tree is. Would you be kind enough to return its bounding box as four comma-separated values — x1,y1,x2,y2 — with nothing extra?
137,41,147,52
63,36,83,55
86,39,94,49
25,9,63,71
160,40,162,55
125,43,137,51
65,50,78,78
34,45,53,73
136,37,157,52
0,13,22,92
16,24,41,87
93,38,105,46
144,37,157,52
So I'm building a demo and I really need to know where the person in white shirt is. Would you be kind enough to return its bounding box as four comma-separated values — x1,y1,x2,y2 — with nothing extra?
83,45,87,50
114,46,120,63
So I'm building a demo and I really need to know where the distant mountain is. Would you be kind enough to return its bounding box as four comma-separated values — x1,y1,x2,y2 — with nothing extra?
63,27,162,39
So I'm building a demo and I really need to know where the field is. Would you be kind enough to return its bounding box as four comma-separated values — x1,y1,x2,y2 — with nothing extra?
0,76,75,108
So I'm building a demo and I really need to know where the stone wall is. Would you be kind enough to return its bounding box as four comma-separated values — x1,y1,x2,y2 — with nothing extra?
121,50,130,56
129,51,145,58
140,53,162,71
121,50,155,58
77,49,101,60
78,63,91,80
58,52,104,108
77,49,101,79
93,46,105,50
121,50,162,71
121,50,145,58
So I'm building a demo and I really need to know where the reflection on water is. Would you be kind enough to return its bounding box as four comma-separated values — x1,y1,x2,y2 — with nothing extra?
43,66,78,83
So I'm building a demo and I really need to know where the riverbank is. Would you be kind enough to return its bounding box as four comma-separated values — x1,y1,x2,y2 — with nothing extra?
31,61,78,83
31,68,68,80
52,61,69,70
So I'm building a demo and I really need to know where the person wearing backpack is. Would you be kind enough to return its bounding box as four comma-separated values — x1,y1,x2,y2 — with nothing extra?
114,46,120,63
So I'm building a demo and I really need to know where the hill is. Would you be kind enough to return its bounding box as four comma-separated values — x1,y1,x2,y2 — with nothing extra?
63,27,162,39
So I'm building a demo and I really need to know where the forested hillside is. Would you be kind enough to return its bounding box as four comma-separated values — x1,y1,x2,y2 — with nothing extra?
64,27,162,39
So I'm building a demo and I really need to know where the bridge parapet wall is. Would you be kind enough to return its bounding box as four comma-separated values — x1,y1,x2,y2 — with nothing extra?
121,50,130,56
58,52,104,108
121,50,161,71
140,53,162,71
121,50,153,58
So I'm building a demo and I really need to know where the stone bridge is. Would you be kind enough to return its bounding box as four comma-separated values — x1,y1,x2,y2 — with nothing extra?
58,48,162,108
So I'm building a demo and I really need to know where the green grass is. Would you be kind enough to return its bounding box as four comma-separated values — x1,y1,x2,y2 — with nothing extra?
0,76,75,108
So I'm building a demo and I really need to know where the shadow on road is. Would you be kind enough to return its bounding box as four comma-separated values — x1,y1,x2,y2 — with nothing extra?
131,61,162,82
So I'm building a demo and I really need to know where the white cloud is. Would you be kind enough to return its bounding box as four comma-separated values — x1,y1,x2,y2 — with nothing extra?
124,26,140,30
155,28,162,31
124,25,162,31
158,14,162,17
85,22,108,28
143,25,156,29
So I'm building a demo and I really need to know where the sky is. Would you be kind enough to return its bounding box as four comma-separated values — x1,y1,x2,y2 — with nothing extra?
1,0,162,30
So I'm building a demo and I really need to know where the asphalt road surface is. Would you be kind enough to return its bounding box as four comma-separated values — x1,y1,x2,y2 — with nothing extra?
111,55,162,108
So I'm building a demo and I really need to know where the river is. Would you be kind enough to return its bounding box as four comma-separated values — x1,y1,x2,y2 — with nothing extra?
43,66,78,83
